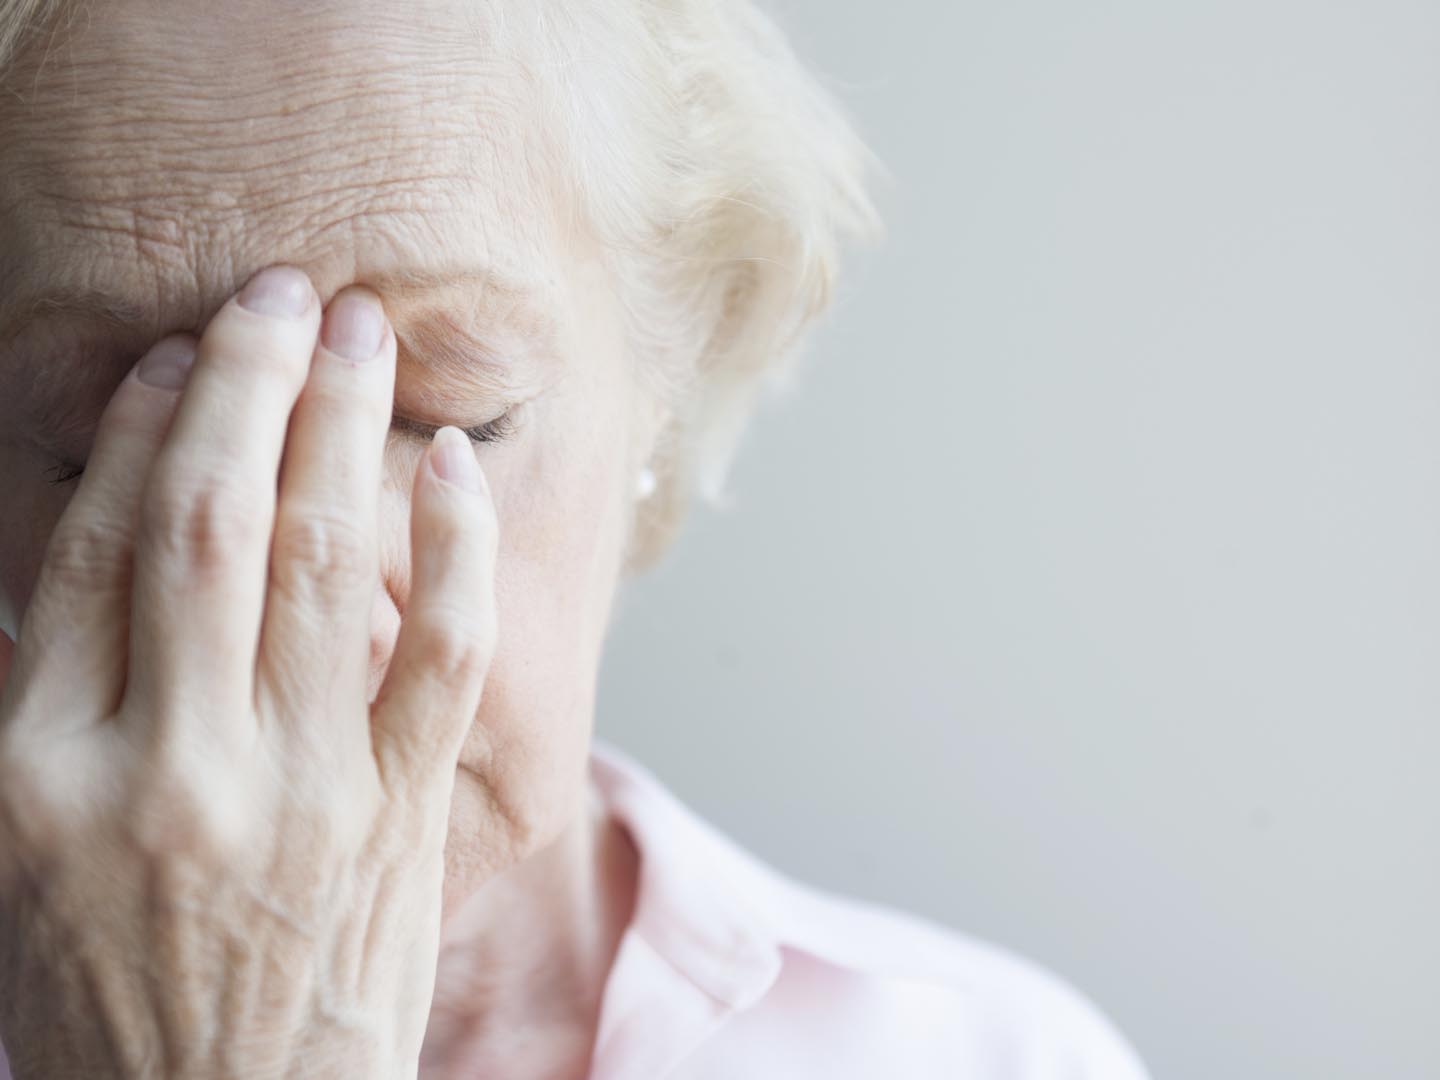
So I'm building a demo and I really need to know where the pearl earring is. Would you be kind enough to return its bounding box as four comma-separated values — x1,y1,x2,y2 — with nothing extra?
635,466,657,500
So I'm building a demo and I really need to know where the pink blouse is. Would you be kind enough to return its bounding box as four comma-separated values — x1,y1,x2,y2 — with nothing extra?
585,738,1149,1079
0,739,1150,1078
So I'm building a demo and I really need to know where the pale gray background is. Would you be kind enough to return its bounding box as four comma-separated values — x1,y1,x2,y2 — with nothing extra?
595,3,1440,1079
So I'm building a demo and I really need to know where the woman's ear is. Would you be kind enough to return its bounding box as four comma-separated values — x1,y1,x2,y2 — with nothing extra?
619,390,677,573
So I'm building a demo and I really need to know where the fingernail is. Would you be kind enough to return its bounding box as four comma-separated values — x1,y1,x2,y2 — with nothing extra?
322,289,386,362
237,266,313,317
136,336,198,390
430,426,486,495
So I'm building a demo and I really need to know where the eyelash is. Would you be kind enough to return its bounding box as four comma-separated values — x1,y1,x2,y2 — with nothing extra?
45,461,86,485
464,412,517,444
44,411,517,486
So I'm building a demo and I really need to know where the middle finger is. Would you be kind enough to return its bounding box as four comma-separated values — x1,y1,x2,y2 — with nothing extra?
256,286,395,751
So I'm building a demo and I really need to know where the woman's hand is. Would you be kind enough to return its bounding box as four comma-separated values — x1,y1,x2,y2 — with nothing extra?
0,267,497,1078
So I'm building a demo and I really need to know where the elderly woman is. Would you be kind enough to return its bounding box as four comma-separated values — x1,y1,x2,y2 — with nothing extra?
0,1,1148,1077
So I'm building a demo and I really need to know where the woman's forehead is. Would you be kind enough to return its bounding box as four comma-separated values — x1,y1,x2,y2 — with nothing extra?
0,0,572,340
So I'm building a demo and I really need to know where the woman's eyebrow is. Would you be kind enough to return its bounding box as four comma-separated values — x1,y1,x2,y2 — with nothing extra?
0,263,564,356
375,265,563,394
0,285,147,344
393,310,549,401
366,265,564,352
0,265,562,444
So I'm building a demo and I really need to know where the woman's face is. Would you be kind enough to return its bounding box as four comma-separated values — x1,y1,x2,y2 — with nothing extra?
0,0,650,898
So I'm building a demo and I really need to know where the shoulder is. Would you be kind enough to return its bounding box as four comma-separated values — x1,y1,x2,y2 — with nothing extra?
588,739,1149,1080
743,879,1151,1079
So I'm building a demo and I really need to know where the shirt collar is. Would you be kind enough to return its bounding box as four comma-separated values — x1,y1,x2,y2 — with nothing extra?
587,737,784,1009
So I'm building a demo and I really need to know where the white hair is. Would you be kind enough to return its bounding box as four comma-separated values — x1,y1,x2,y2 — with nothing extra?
0,0,57,70
517,2,880,567
0,0,880,568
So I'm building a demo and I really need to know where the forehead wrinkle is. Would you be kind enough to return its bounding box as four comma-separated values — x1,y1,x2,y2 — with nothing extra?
0,2,572,337
4,141,537,330
0,252,566,347
2,1,541,184
5,0,509,109
0,149,569,348
0,263,564,444
0,0,592,446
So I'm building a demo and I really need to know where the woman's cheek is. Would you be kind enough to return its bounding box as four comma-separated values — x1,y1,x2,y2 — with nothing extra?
469,397,629,738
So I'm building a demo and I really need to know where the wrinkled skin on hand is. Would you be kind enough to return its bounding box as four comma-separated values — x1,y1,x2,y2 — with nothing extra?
0,269,498,1076
0,0,668,1073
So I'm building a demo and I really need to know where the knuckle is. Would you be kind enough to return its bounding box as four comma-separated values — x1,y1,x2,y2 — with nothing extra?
42,516,132,590
372,792,447,870
204,313,313,382
303,378,392,429
218,341,306,390
410,606,495,688
129,763,246,864
0,744,66,861
284,794,361,866
270,510,373,597
106,374,173,429
142,473,266,573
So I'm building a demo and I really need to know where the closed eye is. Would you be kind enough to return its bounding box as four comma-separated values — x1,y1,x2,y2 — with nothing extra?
389,410,517,446
45,410,518,486
45,461,86,485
